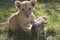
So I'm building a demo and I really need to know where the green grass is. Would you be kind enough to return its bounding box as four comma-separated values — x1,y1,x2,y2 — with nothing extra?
0,1,60,40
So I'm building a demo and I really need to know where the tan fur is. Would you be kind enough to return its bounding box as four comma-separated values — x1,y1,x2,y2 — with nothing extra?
9,0,37,32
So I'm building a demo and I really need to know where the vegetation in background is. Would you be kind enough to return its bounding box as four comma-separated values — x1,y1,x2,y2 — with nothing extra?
0,0,60,40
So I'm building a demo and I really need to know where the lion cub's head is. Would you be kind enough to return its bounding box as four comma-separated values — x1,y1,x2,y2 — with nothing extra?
15,0,37,16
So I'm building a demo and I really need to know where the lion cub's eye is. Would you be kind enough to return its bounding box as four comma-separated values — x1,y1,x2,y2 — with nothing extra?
22,9,24,11
29,8,31,10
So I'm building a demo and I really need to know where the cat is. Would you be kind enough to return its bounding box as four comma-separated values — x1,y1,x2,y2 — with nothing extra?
31,16,47,40
9,0,37,32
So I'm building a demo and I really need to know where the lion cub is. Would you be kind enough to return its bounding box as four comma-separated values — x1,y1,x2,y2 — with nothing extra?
9,0,37,32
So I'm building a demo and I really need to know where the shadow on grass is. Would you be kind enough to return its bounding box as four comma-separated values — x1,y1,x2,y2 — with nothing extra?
8,28,36,40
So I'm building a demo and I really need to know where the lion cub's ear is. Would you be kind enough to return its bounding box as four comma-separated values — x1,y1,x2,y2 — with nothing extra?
15,1,21,9
30,0,37,7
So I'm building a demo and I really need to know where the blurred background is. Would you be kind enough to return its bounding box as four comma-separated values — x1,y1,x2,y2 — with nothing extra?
0,0,60,40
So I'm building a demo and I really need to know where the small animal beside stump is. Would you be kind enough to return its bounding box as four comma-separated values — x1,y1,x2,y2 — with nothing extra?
31,16,47,40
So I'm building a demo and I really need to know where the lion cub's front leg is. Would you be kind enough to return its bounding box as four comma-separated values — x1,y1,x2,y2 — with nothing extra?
9,14,19,32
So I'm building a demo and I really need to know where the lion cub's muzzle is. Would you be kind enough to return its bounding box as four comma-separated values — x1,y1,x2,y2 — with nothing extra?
24,13,31,18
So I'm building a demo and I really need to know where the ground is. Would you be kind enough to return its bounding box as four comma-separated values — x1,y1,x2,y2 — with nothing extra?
0,0,60,40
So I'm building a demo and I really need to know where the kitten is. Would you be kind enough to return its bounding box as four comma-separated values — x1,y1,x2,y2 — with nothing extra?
9,0,37,32
31,16,47,40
